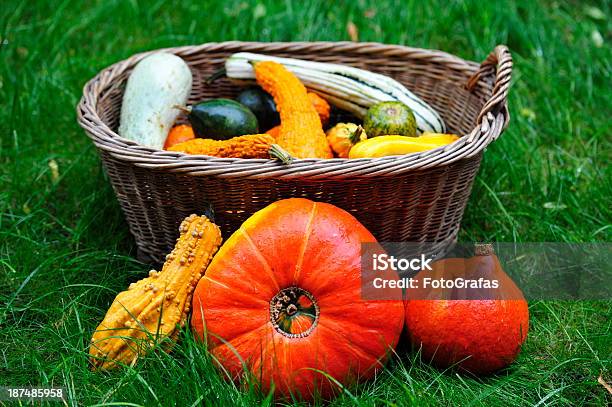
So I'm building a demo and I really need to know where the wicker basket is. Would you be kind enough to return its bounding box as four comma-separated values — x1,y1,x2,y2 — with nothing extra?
77,41,512,264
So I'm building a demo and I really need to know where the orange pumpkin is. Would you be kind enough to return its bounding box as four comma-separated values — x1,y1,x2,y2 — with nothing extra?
191,198,404,400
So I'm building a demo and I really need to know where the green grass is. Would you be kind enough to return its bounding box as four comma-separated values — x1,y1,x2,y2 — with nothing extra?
1,0,610,405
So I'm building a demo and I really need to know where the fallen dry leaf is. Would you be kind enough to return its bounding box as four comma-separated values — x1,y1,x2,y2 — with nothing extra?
347,21,359,42
598,375,612,395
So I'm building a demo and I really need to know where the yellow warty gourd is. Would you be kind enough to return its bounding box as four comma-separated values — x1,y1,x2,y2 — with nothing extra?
89,214,222,369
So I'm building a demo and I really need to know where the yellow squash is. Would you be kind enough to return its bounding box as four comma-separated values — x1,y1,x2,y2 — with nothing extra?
348,134,459,159
418,132,460,144
89,214,222,369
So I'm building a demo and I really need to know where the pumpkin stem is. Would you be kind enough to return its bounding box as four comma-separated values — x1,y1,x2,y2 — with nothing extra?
474,243,495,256
349,125,364,144
205,68,227,84
269,144,294,165
174,105,192,115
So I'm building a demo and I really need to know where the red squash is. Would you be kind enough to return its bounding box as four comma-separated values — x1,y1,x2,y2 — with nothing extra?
191,198,404,400
404,244,529,375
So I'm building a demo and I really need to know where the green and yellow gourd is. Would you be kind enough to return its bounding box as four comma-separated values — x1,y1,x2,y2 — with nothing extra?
364,101,417,137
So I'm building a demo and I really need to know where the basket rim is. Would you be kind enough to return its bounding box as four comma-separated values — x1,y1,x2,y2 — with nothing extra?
76,40,512,180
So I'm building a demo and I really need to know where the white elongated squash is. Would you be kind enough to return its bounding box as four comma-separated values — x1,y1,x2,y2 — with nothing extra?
224,52,445,134
119,53,192,149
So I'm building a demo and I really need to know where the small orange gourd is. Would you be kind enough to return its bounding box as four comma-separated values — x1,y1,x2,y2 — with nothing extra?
326,123,367,158
89,214,222,369
164,124,195,149
265,126,281,139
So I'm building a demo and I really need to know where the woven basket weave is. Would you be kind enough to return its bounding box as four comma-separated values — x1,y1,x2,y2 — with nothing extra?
77,41,512,264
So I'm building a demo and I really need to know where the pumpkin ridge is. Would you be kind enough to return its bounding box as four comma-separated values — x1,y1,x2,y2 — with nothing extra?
317,319,388,364
315,303,374,318
299,265,361,303
201,296,270,312
292,201,317,283
239,228,280,292
250,335,293,390
210,321,272,351
316,325,382,375
200,275,232,290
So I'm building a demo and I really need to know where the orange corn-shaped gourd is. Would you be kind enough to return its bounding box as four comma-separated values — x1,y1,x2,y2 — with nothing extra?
265,92,331,140
254,61,333,159
168,134,292,163
89,215,222,369
307,92,330,127
168,134,272,157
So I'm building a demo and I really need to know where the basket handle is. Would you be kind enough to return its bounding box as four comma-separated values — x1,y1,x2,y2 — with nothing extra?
466,45,513,130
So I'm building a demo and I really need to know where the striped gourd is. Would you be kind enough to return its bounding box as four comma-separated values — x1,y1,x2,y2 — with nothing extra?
224,52,446,134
